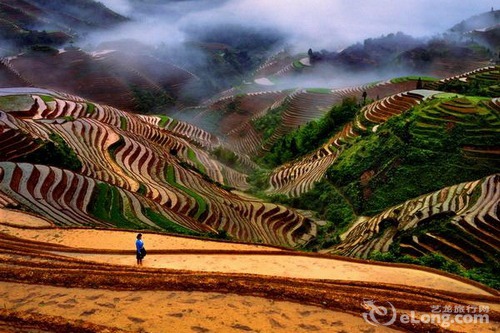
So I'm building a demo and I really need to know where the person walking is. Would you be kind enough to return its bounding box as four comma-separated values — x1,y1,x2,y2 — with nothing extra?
136,233,146,265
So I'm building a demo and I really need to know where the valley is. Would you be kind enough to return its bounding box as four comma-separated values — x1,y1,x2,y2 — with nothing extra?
0,1,499,332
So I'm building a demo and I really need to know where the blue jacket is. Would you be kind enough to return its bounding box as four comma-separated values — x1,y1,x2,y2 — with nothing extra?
136,239,144,253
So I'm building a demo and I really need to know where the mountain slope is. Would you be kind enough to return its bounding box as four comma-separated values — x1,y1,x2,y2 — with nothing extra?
333,174,499,288
0,0,127,52
0,49,197,112
0,89,316,247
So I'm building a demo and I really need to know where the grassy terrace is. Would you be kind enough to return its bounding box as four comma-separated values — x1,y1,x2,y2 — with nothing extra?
306,88,332,94
261,93,499,254
252,104,287,142
430,66,500,97
119,116,128,130
107,135,125,161
413,97,500,144
157,114,171,128
0,95,34,111
167,118,179,130
89,182,147,229
390,76,437,83
187,148,207,174
86,103,95,114
13,133,82,172
329,95,500,215
165,164,208,220
292,60,305,69
39,95,55,102
143,207,199,235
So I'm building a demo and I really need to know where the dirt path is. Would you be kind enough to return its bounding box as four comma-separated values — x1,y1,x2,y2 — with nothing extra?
0,214,499,332
61,252,494,297
0,281,398,333
0,209,52,227
0,224,279,252
0,223,493,296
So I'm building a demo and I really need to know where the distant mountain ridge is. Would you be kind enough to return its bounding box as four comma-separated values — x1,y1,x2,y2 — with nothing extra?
0,0,127,52
449,9,500,33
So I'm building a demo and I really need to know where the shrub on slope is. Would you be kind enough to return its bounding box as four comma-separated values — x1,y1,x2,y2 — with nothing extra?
328,96,500,215
259,97,358,168
13,132,82,172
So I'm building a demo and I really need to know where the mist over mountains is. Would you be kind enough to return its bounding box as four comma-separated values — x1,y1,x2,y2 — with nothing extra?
97,0,496,49
0,2,499,330
1,0,498,101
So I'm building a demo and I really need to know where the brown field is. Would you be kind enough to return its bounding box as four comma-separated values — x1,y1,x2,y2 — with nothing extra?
0,210,498,332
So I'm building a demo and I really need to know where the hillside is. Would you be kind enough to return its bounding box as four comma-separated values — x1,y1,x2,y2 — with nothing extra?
0,4,499,332
0,89,316,247
0,0,127,52
244,66,500,288
0,210,498,332
0,48,198,112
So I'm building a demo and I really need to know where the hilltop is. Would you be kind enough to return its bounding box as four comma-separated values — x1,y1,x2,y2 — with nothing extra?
0,0,127,53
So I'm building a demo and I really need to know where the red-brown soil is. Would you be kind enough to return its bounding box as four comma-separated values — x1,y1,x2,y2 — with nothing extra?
0,211,498,332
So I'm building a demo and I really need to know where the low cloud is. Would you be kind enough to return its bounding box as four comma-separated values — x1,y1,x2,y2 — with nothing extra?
96,0,495,51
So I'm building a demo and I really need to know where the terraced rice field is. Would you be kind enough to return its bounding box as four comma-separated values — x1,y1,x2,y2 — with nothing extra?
264,67,499,198
0,90,317,247
267,90,429,197
334,175,499,261
0,211,498,332
1,49,197,113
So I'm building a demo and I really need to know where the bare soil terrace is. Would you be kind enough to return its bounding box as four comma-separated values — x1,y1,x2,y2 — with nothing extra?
0,209,498,332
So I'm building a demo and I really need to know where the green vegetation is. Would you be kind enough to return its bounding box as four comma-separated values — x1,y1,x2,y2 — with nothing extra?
327,96,500,215
165,118,178,130
157,115,171,128
292,60,305,69
211,146,238,167
143,208,200,236
131,86,174,114
272,179,355,251
210,146,251,173
205,229,232,240
137,183,147,196
0,95,34,111
369,251,499,289
89,182,148,229
107,135,125,161
86,103,95,114
390,76,437,83
119,116,127,130
226,95,245,115
14,133,82,171
252,90,499,262
247,168,271,191
39,95,55,102
368,209,499,289
187,148,207,174
432,67,500,97
165,165,208,220
252,104,287,141
306,88,333,94
370,250,499,289
259,97,359,168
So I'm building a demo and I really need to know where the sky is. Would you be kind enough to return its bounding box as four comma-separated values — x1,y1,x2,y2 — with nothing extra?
97,0,496,50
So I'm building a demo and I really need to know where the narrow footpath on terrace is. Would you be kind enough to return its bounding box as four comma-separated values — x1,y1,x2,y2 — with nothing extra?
1,217,496,299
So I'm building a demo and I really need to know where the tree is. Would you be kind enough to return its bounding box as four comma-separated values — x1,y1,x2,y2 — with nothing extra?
416,77,423,89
